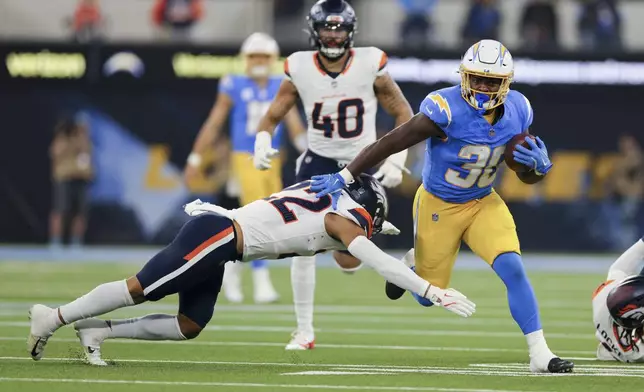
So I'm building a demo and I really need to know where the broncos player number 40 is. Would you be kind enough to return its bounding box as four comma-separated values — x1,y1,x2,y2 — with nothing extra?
312,98,365,139
445,145,505,189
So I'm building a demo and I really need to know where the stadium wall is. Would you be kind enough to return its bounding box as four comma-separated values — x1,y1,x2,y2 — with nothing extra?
0,42,642,251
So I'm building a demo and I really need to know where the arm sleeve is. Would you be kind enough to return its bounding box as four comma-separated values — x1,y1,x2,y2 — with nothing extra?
283,57,292,81
347,236,430,296
284,53,298,82
328,207,373,237
328,194,374,237
375,49,388,77
607,239,644,281
419,93,452,133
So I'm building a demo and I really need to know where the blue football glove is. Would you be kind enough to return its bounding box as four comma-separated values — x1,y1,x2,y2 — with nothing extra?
310,173,346,210
512,136,553,176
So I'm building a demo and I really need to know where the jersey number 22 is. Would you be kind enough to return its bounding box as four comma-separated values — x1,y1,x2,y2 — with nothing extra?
265,182,332,223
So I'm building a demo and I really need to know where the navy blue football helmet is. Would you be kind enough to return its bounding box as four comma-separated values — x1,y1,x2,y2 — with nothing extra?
607,275,644,330
344,174,388,235
307,0,357,60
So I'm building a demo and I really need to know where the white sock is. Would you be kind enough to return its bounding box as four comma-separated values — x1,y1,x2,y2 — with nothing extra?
58,280,134,325
291,256,316,337
526,330,553,360
223,262,243,291
106,314,186,341
253,267,277,297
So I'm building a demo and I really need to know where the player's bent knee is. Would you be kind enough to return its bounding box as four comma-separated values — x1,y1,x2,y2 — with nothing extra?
126,276,147,304
492,252,528,286
177,314,203,339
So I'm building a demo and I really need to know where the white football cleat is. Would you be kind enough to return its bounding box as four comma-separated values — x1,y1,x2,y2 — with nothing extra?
285,331,315,351
222,262,244,303
253,268,279,304
74,318,109,366
27,304,58,360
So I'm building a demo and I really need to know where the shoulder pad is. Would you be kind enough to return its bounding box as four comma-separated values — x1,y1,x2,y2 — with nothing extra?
509,90,534,130
420,92,453,130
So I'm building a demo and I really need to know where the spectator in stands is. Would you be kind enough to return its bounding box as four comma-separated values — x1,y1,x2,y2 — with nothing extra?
274,0,305,19
521,0,559,51
578,0,622,51
50,115,93,250
599,134,643,249
398,0,437,49
461,0,501,46
71,0,103,43
152,0,204,42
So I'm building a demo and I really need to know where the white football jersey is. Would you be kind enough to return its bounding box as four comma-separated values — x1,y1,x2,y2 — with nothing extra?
592,275,644,362
284,47,388,162
233,181,373,262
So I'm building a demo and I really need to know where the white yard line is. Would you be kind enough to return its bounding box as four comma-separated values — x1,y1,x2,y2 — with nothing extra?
0,377,553,392
0,302,593,317
0,336,596,355
0,357,639,379
0,310,591,328
472,363,644,373
0,321,595,340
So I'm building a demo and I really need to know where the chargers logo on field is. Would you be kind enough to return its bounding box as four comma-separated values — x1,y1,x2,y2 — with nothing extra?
428,94,452,126
103,52,145,78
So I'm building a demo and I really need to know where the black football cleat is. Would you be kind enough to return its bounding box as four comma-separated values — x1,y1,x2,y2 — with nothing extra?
547,357,574,373
385,281,406,300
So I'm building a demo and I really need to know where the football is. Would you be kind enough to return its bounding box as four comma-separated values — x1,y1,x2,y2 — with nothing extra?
504,133,536,173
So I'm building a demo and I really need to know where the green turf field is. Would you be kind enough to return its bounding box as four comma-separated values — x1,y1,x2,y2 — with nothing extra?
0,261,641,392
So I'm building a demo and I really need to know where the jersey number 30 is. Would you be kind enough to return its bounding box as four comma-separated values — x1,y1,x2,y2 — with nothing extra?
445,145,505,188
312,98,364,139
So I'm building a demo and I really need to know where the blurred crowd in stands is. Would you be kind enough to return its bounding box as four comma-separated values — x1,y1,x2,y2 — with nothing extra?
69,0,623,52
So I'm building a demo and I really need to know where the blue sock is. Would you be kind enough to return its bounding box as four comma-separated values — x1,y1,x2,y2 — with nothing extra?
251,260,266,269
409,266,434,307
492,252,541,334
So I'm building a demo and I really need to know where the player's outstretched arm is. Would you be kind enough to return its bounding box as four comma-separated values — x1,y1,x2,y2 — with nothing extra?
284,107,307,154
311,114,446,200
324,213,476,318
256,79,299,137
253,79,300,170
347,114,444,178
372,73,415,188
374,73,413,128
185,91,232,181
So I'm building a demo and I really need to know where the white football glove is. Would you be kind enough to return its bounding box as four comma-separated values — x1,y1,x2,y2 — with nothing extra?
183,199,237,219
374,149,408,188
379,220,401,235
423,285,476,318
253,131,279,170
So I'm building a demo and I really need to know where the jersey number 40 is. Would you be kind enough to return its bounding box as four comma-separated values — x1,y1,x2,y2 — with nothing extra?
312,98,364,139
